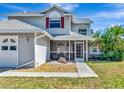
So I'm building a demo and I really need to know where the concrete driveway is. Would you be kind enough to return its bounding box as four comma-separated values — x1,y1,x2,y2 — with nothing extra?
0,68,15,73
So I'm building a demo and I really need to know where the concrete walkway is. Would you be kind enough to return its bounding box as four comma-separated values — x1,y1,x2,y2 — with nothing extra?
0,62,98,77
0,71,79,77
76,62,98,77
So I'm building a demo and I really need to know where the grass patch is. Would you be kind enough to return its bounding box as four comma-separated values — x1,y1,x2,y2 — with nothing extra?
16,63,77,72
0,61,124,88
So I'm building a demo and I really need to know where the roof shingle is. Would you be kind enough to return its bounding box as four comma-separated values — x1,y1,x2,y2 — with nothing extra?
0,19,42,32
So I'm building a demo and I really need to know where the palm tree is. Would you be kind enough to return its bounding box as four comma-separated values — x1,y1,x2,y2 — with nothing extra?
92,25,124,61
92,31,102,49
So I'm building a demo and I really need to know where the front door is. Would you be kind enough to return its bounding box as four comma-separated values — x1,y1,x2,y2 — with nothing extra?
75,42,84,61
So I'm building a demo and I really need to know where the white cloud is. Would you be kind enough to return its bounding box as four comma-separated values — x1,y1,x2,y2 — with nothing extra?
110,3,124,8
87,10,124,20
50,3,79,11
96,11,124,19
86,4,124,20
0,4,29,12
83,4,124,31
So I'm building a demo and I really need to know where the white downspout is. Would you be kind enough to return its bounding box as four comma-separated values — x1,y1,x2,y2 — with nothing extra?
34,32,36,68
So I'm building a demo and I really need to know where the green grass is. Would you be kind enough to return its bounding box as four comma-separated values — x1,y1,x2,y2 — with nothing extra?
16,63,77,72
0,61,124,88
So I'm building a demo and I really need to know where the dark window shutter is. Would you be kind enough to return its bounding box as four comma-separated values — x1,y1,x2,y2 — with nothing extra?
46,17,49,29
61,17,64,28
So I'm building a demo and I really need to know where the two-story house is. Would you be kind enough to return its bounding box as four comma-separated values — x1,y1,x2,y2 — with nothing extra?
0,5,96,68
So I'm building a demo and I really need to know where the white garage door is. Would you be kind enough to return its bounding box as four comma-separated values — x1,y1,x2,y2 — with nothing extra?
0,36,18,67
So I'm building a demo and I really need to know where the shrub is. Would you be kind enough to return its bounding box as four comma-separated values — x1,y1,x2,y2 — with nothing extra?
100,51,123,61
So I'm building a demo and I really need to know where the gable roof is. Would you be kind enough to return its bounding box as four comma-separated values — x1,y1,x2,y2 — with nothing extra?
40,4,71,14
0,19,55,39
0,19,43,32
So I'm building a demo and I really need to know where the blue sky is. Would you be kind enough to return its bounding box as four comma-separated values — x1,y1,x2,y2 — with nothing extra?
0,3,124,31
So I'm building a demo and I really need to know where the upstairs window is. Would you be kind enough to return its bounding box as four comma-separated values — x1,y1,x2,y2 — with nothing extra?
50,20,60,28
79,29,87,35
49,11,62,28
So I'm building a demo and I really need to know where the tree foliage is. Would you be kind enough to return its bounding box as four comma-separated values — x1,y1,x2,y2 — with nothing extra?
94,25,124,61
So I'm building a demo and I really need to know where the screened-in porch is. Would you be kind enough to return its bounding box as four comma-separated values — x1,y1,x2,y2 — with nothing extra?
50,40,88,61
49,32,95,61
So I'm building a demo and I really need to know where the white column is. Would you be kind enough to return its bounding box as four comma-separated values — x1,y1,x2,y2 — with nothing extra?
74,41,76,61
65,40,66,56
69,40,70,61
49,39,50,60
86,40,88,61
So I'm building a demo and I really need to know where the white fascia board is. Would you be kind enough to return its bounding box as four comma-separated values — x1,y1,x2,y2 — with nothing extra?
72,22,91,24
63,14,72,16
0,30,43,33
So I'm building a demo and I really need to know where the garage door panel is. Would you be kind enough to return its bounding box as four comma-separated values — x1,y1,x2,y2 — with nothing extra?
0,36,18,67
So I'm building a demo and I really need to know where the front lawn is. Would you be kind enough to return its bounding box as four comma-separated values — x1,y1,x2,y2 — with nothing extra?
16,63,77,72
0,61,124,88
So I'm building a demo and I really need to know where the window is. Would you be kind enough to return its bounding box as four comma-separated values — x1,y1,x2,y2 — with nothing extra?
10,39,16,43
2,46,8,50
79,29,87,35
2,39,8,43
10,46,16,51
50,20,60,28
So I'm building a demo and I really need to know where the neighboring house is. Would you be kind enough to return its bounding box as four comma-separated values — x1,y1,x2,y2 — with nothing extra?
0,5,99,68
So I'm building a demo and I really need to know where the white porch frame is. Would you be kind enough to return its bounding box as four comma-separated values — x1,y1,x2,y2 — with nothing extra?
34,32,46,68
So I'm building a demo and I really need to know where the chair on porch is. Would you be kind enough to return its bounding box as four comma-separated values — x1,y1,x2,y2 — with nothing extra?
58,52,65,59
51,53,58,60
